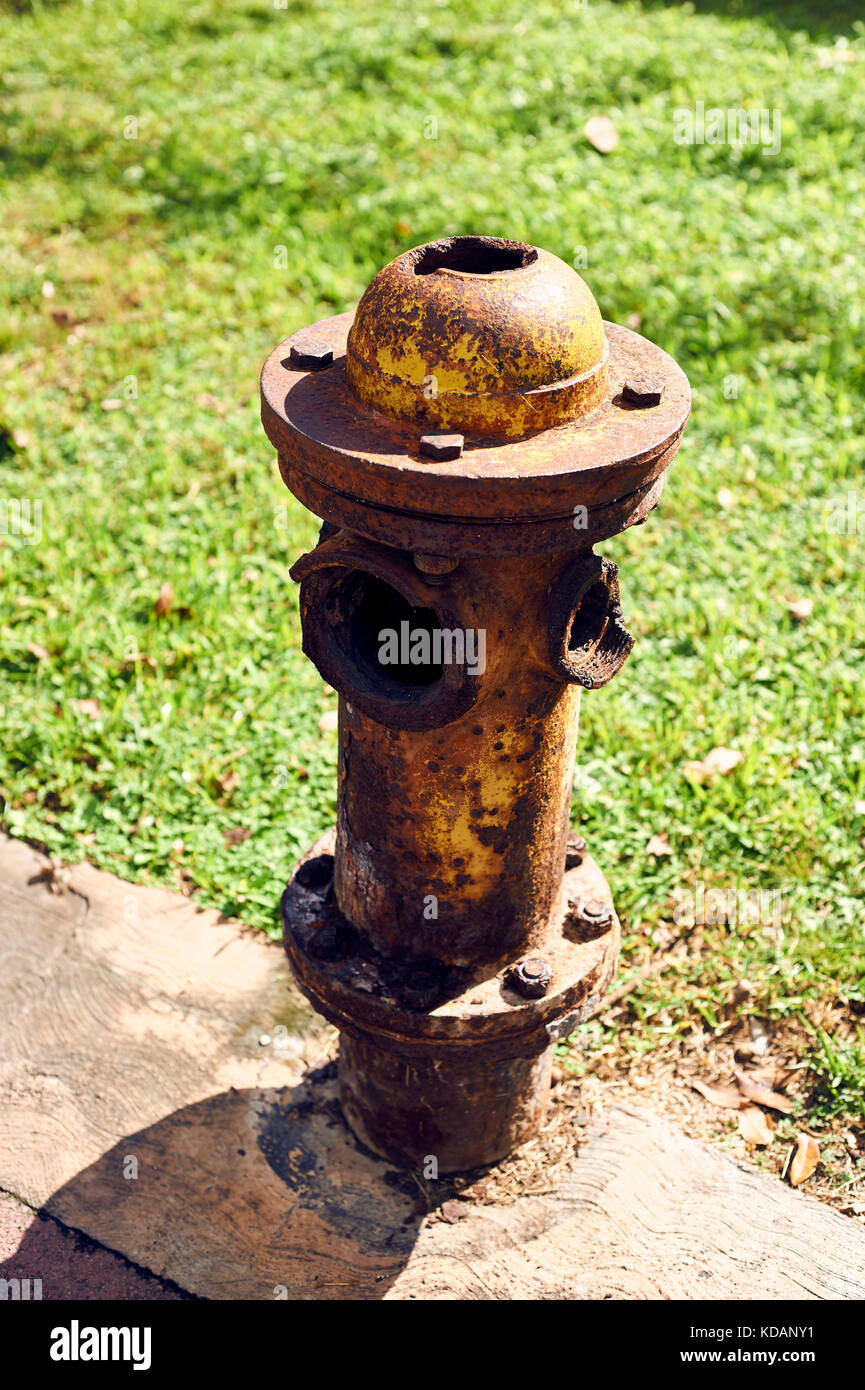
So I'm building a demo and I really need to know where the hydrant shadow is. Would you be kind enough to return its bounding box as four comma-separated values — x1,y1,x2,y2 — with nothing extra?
3,1071,426,1300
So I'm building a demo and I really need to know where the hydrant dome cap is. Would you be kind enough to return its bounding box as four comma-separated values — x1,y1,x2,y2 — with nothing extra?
345,236,609,440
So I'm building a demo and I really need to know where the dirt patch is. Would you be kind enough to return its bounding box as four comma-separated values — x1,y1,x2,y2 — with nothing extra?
561,1005,865,1226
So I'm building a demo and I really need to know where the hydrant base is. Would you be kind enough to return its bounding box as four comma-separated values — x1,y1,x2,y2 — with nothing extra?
338,1032,553,1173
282,828,619,1173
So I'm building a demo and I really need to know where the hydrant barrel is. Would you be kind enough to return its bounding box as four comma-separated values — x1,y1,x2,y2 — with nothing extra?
327,551,584,973
262,235,690,1172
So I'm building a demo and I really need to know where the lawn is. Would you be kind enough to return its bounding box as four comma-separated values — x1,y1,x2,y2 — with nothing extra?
0,0,863,1189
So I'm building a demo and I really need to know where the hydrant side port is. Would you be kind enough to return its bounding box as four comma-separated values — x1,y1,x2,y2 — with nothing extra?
549,552,636,689
290,533,480,731
263,235,690,1172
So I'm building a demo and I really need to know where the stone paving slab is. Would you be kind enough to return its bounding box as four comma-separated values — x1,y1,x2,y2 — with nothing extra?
2,833,865,1301
0,1190,186,1300
0,835,321,1214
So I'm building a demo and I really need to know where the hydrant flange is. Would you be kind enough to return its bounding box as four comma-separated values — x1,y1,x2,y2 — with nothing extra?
282,828,619,1172
261,239,689,559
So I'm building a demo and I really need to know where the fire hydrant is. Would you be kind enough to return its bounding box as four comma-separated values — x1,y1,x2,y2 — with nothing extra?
261,236,689,1172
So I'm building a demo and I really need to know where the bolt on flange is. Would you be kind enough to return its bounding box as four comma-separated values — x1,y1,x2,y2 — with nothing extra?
622,375,664,407
507,956,554,999
574,897,615,934
419,433,464,462
398,966,443,1012
565,833,587,869
289,343,334,371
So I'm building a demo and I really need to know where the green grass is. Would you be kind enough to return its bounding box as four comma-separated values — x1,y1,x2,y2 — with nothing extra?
0,0,863,1128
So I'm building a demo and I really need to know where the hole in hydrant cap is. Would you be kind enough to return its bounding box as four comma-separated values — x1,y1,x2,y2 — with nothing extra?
413,237,538,277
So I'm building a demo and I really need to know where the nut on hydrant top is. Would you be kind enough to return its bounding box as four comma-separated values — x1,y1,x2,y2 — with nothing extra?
261,235,690,1173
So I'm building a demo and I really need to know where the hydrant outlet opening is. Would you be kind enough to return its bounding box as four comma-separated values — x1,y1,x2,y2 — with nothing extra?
293,539,481,729
413,236,538,277
568,580,611,660
548,553,635,689
326,570,444,691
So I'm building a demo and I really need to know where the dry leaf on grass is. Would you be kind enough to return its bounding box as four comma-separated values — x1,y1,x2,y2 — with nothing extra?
216,768,239,795
789,1133,820,1186
682,746,743,785
743,1064,795,1091
584,115,619,153
738,1105,775,1146
78,698,102,721
195,392,228,416
27,642,49,660
213,745,249,768
781,596,813,622
438,1199,467,1224
318,709,338,734
735,1068,794,1114
817,45,854,68
646,832,673,857
154,582,174,616
692,1079,745,1110
101,398,123,410
735,1022,770,1061
223,826,251,846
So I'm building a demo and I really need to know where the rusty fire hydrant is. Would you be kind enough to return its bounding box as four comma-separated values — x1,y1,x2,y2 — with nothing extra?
261,236,689,1172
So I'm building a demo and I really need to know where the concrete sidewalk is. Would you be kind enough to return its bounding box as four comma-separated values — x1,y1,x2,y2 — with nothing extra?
2,834,864,1300
0,1190,187,1299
